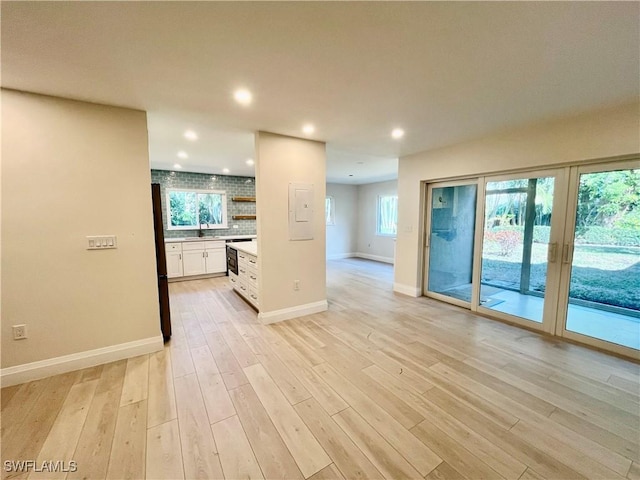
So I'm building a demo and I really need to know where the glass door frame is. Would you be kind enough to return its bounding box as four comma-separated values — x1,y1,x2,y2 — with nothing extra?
556,158,640,359
423,178,481,309
474,168,569,334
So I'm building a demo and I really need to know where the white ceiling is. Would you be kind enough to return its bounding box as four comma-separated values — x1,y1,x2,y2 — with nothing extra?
2,2,638,184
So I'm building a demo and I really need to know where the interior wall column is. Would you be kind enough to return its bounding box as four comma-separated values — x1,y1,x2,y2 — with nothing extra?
254,131,327,324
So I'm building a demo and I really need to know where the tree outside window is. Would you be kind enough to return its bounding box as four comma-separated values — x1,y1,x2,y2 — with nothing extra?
168,189,228,229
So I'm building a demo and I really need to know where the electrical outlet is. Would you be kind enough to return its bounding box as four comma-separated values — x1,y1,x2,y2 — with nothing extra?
294,280,300,291
13,324,27,340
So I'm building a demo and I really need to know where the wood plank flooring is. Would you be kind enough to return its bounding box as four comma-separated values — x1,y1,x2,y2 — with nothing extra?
2,258,639,479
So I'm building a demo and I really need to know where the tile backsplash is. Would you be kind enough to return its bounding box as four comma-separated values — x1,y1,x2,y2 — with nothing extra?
151,169,256,238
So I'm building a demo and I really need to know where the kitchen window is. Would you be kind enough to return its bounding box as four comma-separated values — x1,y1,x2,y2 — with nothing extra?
167,188,228,230
377,195,398,236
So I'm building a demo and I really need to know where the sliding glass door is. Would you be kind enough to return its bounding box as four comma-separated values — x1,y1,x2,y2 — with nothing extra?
477,171,565,332
422,159,639,356
424,181,479,307
558,161,640,354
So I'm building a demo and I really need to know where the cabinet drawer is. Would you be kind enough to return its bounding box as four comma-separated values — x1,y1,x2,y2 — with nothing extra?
182,241,206,251
166,243,182,252
229,272,238,286
205,240,225,250
246,254,258,268
237,280,249,297
248,287,259,307
247,270,258,287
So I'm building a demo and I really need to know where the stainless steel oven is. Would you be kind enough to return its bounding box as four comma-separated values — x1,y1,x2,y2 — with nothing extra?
226,246,238,275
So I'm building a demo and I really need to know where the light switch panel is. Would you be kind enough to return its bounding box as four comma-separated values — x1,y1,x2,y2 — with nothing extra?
87,235,117,250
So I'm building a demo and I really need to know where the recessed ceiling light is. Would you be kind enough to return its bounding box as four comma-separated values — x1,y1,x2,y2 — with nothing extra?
177,151,188,159
233,89,252,106
173,164,182,169
349,174,354,177
391,128,405,139
302,124,315,135
184,130,198,141
222,168,230,174
357,161,364,165
246,158,254,166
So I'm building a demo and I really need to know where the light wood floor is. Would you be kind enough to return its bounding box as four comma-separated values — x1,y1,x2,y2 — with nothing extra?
2,258,639,480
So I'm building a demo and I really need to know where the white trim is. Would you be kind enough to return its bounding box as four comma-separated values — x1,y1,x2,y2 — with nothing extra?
326,252,356,260
355,252,394,264
258,300,328,325
393,283,421,297
0,335,163,387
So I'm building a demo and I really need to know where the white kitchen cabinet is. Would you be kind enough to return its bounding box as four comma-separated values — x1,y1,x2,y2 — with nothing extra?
181,241,205,275
166,252,184,278
205,241,227,274
182,250,206,276
165,243,184,278
231,244,258,309
165,239,230,279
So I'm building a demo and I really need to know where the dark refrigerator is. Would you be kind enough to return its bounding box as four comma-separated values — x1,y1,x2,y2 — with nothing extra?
152,183,172,340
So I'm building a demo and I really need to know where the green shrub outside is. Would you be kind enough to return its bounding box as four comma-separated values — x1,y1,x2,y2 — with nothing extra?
486,225,639,247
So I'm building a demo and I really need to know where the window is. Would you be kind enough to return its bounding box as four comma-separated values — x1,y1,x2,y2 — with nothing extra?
167,188,228,230
377,195,398,236
325,196,335,225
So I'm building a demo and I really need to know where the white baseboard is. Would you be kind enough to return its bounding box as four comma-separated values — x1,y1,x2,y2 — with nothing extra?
355,252,394,264
326,252,356,260
0,335,164,387
393,283,421,297
258,300,328,325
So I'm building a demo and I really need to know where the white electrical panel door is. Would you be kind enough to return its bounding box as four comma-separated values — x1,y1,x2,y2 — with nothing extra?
288,183,314,240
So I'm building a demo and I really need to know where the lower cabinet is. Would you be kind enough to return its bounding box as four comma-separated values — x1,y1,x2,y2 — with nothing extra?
166,243,184,278
205,245,227,273
166,251,184,278
166,240,227,278
182,249,206,276
232,251,258,309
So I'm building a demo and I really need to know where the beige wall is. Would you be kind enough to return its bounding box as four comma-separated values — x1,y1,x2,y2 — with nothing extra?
255,131,327,316
395,102,640,293
1,90,161,368
326,183,358,259
357,180,398,263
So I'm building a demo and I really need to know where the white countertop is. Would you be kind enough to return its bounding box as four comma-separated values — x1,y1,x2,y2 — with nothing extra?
166,234,256,243
229,241,257,256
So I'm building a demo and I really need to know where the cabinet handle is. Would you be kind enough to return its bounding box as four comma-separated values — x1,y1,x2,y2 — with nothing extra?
249,259,256,264
250,275,256,280
179,254,182,260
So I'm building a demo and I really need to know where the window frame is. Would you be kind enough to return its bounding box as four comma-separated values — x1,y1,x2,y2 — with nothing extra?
376,194,398,237
167,188,228,230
